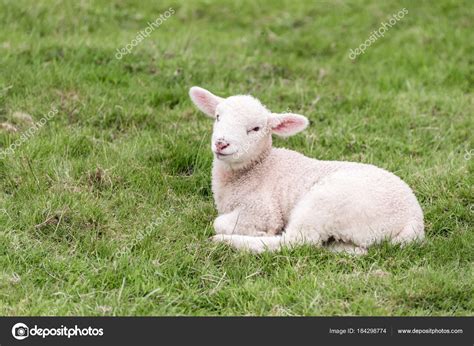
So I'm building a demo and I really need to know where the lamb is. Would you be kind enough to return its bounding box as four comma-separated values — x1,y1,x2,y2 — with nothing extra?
189,86,424,254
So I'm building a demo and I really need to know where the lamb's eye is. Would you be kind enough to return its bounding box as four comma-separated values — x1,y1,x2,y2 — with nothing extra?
215,114,220,121
247,126,260,134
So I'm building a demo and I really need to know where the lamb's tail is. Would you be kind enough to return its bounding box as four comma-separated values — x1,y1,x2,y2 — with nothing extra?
212,234,293,253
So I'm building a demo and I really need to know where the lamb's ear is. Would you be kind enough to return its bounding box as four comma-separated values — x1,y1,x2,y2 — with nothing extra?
189,86,224,118
269,113,309,137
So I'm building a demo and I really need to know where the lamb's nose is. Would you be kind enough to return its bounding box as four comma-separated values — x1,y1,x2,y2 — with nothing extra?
215,140,229,152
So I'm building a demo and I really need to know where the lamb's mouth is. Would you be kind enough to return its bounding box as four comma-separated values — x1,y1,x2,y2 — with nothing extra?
214,151,236,159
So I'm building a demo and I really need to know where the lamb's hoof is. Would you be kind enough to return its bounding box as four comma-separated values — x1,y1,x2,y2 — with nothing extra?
211,234,229,243
326,242,368,255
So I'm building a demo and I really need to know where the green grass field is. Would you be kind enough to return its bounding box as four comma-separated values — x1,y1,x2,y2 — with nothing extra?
0,0,473,316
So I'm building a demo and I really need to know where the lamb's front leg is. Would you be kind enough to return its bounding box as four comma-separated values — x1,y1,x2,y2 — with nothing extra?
213,210,241,235
211,234,285,253
213,209,269,236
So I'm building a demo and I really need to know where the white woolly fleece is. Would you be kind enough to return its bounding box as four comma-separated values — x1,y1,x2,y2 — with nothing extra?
189,86,424,254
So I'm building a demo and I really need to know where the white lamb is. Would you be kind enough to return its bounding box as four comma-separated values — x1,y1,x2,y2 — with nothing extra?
189,86,424,254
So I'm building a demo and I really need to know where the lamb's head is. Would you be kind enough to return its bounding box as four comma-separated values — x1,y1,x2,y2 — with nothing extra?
189,86,309,167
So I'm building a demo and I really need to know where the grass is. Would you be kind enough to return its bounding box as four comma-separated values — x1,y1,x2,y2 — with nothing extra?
0,0,473,316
